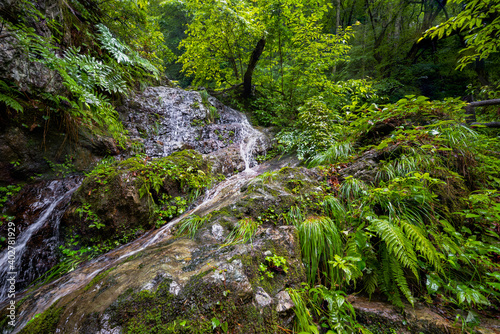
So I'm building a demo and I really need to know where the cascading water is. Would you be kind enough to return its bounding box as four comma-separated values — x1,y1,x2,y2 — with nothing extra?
1,87,277,332
0,178,81,304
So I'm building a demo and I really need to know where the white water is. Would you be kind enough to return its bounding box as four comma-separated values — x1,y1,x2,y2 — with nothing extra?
238,112,265,171
0,182,79,303
5,151,272,334
3,91,275,332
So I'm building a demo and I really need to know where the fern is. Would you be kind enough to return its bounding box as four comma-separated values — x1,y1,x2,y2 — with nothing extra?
0,92,23,113
390,256,415,306
63,47,127,95
368,217,419,279
363,269,378,297
400,219,443,273
97,23,159,78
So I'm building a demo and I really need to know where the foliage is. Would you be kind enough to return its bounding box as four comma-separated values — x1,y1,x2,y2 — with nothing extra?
303,96,500,313
276,97,345,160
288,285,373,334
175,0,353,108
75,203,104,229
0,1,162,146
296,216,343,286
176,214,211,238
259,254,289,280
0,184,22,211
0,80,24,113
422,0,500,70
222,217,261,247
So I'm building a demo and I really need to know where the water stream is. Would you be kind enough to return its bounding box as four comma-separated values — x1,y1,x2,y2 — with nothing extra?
2,137,298,333
0,179,81,304
0,90,287,332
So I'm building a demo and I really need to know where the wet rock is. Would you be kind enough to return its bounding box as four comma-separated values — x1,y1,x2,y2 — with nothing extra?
338,145,403,185
350,295,500,334
275,290,294,313
119,86,272,169
0,124,116,184
6,164,312,333
255,287,273,309
8,210,305,333
0,177,81,300
60,150,213,250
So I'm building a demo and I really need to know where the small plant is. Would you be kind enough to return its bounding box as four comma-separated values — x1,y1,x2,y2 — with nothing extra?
44,156,76,177
211,317,228,333
75,203,104,229
207,106,220,123
258,170,279,184
0,184,22,210
222,217,260,247
259,254,289,280
176,214,211,238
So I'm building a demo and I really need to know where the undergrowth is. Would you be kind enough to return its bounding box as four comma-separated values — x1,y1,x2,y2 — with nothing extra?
284,95,500,331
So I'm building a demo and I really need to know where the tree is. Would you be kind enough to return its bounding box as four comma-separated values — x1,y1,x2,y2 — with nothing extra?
422,0,500,70
175,0,353,101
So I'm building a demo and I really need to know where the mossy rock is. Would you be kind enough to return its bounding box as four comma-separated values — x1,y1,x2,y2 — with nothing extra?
60,150,214,251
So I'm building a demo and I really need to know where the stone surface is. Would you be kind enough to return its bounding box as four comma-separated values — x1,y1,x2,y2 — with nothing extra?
349,295,500,334
275,290,294,313
119,86,273,173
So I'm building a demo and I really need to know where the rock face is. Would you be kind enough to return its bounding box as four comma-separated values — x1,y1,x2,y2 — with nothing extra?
7,164,314,334
0,177,81,300
119,86,272,173
60,150,214,250
350,295,500,334
0,123,119,184
0,0,64,93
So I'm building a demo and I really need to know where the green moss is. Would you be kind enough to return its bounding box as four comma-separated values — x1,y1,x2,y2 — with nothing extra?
19,303,64,334
105,270,289,334
62,150,216,261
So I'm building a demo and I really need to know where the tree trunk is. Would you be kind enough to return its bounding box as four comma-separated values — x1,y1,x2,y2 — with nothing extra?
243,37,266,98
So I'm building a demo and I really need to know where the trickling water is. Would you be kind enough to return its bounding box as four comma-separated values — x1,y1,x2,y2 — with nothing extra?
0,178,81,304
2,152,301,333
2,87,276,332
121,86,269,162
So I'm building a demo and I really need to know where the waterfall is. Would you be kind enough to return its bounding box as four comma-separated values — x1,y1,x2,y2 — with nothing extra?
0,179,80,304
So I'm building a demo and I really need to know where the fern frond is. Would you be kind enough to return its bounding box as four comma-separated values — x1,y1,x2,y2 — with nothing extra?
97,23,159,77
0,80,23,112
0,92,23,112
378,245,393,295
363,270,378,297
390,256,414,306
400,219,443,273
368,217,419,279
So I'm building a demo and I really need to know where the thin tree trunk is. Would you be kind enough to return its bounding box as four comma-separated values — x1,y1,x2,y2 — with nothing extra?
243,37,266,98
333,0,341,75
